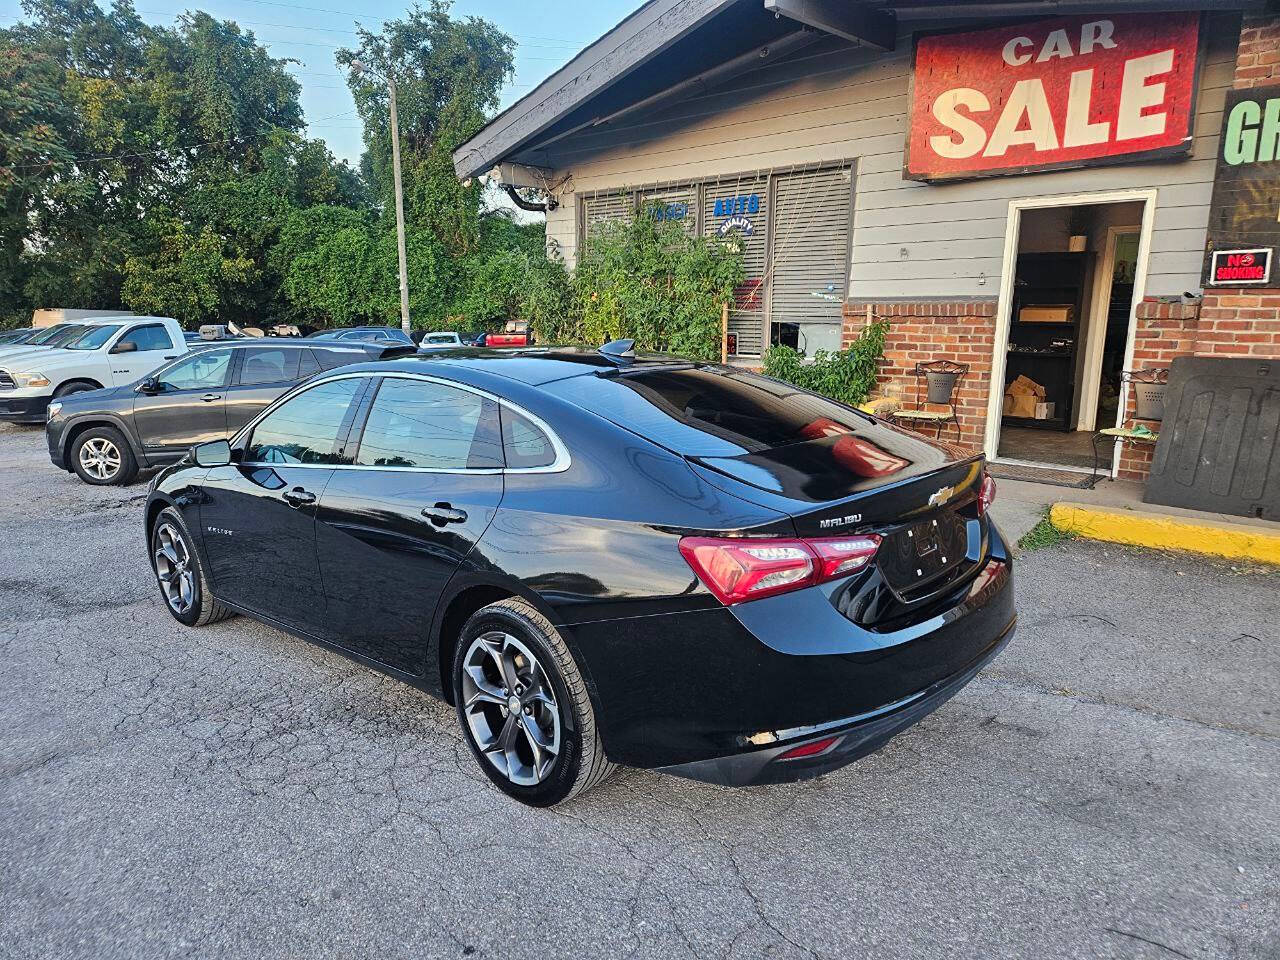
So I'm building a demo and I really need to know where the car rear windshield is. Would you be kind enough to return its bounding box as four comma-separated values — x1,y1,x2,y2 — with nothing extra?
544,367,870,457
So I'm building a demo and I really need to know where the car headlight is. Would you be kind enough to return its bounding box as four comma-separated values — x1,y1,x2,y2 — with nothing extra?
47,401,63,420
13,371,51,388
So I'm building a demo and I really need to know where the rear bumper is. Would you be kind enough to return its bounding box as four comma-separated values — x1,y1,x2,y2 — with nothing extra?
655,617,1014,786
0,394,51,423
568,520,1015,775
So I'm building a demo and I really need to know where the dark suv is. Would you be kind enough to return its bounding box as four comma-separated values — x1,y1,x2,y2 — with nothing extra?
47,338,410,485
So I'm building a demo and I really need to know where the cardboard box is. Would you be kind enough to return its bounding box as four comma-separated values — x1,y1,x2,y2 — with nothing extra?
1005,393,1038,418
1008,374,1047,398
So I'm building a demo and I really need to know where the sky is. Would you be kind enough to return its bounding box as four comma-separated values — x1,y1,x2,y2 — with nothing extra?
0,0,636,168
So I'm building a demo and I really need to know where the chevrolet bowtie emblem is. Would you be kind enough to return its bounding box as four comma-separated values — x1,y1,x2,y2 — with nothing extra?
927,485,955,507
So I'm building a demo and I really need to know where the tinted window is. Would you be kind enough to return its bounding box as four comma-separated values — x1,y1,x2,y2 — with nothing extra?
65,325,123,350
30,323,81,345
312,347,367,371
354,377,501,469
0,329,34,344
239,347,299,385
297,350,321,378
118,324,174,352
545,368,870,457
424,334,456,344
157,349,232,391
501,407,557,468
245,378,362,464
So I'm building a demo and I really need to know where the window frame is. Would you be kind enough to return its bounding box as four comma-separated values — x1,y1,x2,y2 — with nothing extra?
233,344,302,386
114,322,175,353
239,375,371,467
154,346,235,392
233,371,570,475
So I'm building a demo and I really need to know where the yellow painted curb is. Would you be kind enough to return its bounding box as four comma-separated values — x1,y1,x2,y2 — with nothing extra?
1049,502,1280,566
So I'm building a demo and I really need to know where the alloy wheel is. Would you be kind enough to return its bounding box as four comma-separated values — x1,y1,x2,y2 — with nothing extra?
153,522,195,616
460,631,562,786
79,437,120,481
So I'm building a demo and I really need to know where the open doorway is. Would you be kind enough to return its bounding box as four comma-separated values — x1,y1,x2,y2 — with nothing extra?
991,196,1150,473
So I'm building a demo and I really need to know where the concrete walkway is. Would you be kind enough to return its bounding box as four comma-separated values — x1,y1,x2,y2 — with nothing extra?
990,475,1280,562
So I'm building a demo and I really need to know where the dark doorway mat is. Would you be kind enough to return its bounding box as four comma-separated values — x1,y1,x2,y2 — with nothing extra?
988,462,1095,489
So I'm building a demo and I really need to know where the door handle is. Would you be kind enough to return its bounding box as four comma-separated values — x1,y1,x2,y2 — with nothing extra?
283,487,317,508
421,502,467,526
201,393,222,402
163,355,178,360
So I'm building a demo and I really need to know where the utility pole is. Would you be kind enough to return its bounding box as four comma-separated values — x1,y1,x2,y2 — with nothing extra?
387,76,411,335
354,60,411,334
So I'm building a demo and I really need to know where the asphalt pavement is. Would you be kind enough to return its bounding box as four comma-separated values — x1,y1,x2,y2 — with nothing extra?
1,422,1276,960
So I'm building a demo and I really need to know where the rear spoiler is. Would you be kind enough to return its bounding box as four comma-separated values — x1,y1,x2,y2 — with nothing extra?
373,344,420,361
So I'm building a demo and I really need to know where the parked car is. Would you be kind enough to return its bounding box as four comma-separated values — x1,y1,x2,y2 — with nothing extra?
0,328,35,345
0,317,187,424
485,331,531,347
419,331,463,348
306,326,415,346
143,341,1015,806
0,321,102,363
47,339,409,485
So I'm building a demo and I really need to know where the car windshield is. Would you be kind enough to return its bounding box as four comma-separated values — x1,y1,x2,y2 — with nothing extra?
425,334,457,344
63,324,123,350
25,323,80,346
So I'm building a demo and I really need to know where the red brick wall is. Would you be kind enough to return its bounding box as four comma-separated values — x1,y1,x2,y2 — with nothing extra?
844,300,996,451
1234,13,1280,88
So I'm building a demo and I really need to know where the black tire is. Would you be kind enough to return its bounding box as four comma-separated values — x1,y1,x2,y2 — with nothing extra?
453,597,614,806
149,506,235,627
70,425,138,485
53,380,99,398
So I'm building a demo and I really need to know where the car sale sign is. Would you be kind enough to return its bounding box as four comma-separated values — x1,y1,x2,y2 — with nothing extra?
905,13,1201,182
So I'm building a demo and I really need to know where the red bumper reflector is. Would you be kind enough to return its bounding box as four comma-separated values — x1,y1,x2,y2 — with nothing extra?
777,735,842,761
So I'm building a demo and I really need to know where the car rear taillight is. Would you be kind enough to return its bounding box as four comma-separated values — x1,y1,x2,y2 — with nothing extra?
978,474,997,516
678,534,881,605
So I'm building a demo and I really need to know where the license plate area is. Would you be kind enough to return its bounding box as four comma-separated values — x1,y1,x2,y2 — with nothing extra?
878,511,967,596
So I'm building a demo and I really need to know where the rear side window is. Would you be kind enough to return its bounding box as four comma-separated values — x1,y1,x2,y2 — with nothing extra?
353,377,502,470
501,407,557,469
239,347,300,385
545,368,868,457
297,350,321,379
245,378,362,464
311,347,366,371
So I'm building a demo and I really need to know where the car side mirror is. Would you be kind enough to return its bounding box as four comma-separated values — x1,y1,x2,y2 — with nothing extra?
137,377,160,394
193,439,232,468
110,340,138,354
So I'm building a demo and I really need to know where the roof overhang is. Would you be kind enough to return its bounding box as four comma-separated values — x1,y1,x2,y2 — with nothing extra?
455,0,1266,183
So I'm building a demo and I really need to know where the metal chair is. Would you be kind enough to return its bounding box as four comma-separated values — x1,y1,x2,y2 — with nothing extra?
1090,368,1168,486
891,359,968,443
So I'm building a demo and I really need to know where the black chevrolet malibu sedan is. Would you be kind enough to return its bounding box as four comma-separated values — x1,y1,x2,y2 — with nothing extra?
144,344,1014,806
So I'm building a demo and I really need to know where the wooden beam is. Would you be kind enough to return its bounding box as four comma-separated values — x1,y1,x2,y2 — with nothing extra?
762,0,896,51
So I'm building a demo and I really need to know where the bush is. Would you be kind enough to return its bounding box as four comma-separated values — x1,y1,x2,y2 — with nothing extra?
761,320,888,407
552,205,744,360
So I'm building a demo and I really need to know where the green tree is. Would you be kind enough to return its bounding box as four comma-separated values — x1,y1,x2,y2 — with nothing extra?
336,0,515,325
564,207,744,360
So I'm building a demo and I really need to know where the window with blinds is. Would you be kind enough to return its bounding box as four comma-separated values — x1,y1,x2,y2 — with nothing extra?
582,192,635,245
576,165,855,359
767,166,854,355
704,175,769,358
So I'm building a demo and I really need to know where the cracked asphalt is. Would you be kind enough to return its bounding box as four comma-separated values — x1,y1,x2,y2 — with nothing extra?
0,421,1277,960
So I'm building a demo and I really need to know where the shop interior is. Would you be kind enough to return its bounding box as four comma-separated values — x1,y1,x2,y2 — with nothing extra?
995,201,1144,470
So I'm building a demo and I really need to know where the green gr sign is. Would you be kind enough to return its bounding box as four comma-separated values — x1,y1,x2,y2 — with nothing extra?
1204,85,1280,287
